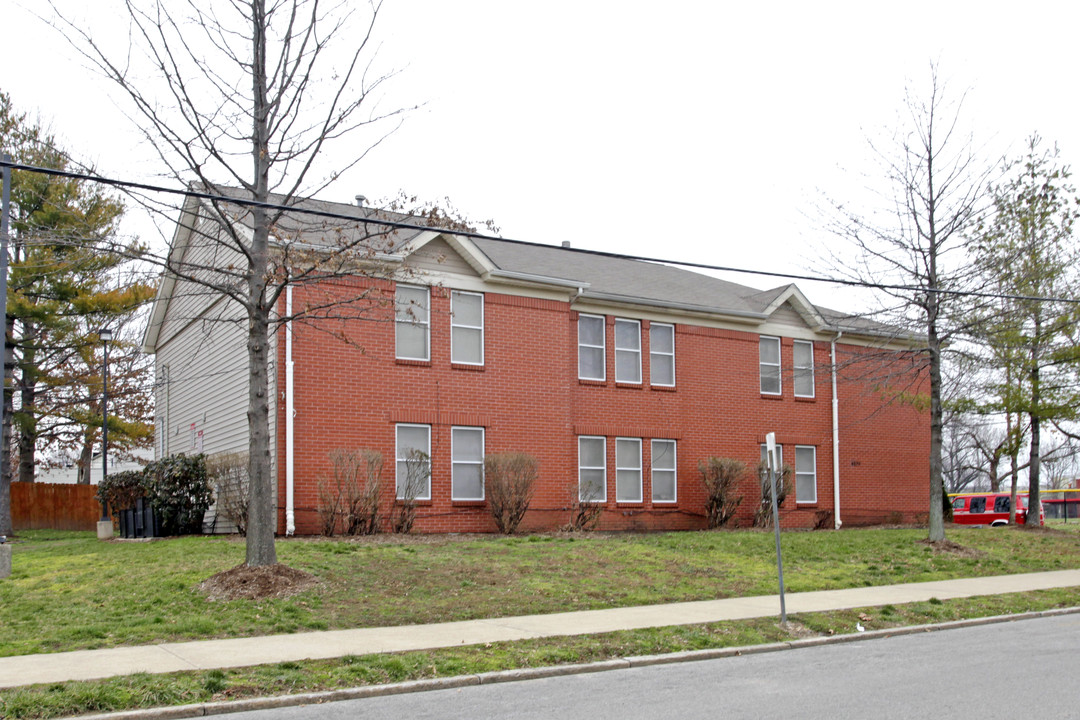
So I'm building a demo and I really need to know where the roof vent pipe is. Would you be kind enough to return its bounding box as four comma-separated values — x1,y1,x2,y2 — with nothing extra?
355,194,367,207
561,241,571,248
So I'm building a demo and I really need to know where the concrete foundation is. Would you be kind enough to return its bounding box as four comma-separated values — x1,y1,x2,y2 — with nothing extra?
96,520,114,541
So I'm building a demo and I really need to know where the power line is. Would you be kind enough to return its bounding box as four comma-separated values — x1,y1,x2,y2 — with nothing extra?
2,158,1079,306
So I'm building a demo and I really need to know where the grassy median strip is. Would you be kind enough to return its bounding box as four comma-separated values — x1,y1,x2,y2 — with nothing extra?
2,587,1078,719
2,525,1079,657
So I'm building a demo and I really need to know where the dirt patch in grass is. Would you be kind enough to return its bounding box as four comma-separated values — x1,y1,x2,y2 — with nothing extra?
918,539,985,558
198,564,320,601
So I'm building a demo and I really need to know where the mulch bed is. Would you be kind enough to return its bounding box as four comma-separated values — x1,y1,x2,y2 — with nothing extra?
198,563,320,601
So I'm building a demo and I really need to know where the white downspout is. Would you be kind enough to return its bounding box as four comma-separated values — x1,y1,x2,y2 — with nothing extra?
285,285,296,536
831,331,843,530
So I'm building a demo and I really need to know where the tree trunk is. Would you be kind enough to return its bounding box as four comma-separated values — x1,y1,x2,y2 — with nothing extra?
17,334,36,484
243,0,277,568
1026,351,1042,527
927,324,945,542
77,433,94,485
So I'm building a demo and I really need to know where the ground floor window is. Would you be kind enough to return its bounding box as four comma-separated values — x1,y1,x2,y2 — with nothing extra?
651,439,677,503
452,426,485,500
578,436,606,502
795,445,817,503
615,437,642,502
396,424,431,500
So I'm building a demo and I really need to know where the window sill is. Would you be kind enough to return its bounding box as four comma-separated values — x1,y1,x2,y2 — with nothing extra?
616,501,645,508
615,382,643,390
578,378,607,387
451,363,485,372
650,384,677,392
396,358,431,368
451,499,486,507
395,498,432,506
794,395,816,402
796,501,818,507
760,393,783,401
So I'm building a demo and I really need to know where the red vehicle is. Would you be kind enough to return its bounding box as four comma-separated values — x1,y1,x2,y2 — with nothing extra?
950,492,1043,526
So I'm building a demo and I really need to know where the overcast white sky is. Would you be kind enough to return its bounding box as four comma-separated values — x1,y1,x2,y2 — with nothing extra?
6,0,1080,313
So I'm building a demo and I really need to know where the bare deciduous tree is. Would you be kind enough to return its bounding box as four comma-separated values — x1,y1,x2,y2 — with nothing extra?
821,65,990,542
50,0,412,566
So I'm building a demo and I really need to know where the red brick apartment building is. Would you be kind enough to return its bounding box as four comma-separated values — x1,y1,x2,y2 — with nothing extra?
144,192,930,535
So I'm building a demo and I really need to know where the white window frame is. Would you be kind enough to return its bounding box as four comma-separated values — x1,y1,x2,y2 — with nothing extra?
651,439,677,503
759,335,781,395
395,423,431,500
614,318,642,384
793,340,815,398
578,435,607,502
578,314,606,381
395,284,430,361
615,437,643,503
649,322,675,387
451,290,484,366
451,426,485,501
795,445,817,504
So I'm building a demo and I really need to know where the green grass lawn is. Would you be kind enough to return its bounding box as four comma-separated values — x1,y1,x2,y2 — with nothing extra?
2,524,1078,658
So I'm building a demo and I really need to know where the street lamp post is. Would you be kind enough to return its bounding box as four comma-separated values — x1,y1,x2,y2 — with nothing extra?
97,327,113,540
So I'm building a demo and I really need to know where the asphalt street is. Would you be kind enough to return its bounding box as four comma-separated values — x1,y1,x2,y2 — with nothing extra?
222,613,1080,720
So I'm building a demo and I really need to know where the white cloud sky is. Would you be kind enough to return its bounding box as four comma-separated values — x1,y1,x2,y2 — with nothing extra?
6,0,1080,312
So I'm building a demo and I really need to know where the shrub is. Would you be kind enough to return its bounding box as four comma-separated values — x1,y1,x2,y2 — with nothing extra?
317,449,384,536
565,478,603,532
346,450,383,536
96,469,147,514
142,454,213,536
206,452,248,535
393,449,429,534
754,460,791,528
484,452,538,534
698,457,745,528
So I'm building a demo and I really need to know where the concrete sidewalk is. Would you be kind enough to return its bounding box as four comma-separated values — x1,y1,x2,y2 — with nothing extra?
2,569,1079,689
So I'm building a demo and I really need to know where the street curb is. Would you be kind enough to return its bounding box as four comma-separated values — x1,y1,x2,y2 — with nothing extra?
68,606,1080,720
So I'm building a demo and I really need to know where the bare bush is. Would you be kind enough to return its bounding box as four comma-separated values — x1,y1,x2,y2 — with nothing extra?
484,453,537,534
698,457,746,528
346,450,383,535
754,460,791,528
317,449,385,536
393,449,429,534
564,477,604,532
206,452,249,536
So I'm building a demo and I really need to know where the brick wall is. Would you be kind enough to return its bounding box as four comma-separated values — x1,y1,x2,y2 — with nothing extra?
274,280,930,534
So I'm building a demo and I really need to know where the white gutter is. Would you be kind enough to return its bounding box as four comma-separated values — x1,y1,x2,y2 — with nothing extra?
831,331,843,530
285,285,296,536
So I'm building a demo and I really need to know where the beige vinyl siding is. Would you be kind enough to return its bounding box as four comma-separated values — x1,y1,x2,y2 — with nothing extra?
768,303,808,331
410,236,479,276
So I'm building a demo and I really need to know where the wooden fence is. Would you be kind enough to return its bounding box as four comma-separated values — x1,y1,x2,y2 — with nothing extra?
11,482,101,531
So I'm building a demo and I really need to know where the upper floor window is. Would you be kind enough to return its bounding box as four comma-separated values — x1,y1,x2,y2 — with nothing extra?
396,423,431,500
395,285,429,361
452,426,485,500
793,340,814,398
650,323,675,386
451,291,484,365
759,336,781,395
794,445,817,503
578,314,606,381
614,319,641,384
651,439,677,503
578,435,607,502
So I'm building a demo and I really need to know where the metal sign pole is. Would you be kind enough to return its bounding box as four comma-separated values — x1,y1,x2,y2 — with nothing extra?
766,432,787,624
